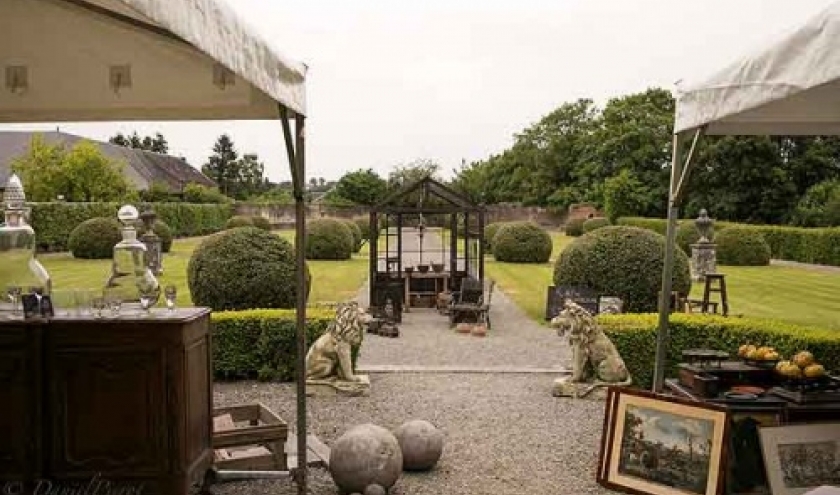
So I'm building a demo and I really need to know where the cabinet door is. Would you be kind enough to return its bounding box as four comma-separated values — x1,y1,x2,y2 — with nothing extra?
47,346,168,476
0,325,41,482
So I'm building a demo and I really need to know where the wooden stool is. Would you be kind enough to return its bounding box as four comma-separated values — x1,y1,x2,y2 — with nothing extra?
702,273,729,316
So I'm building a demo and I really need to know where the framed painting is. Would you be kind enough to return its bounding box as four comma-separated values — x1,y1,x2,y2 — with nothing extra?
598,387,730,495
759,423,840,495
597,386,619,482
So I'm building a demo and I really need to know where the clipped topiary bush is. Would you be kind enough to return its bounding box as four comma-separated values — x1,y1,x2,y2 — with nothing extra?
137,219,174,253
306,217,354,260
484,222,508,251
342,219,363,253
716,227,771,266
582,217,611,233
554,226,691,313
251,216,272,231
676,222,701,255
68,217,122,259
353,216,373,244
564,218,586,237
492,222,553,263
225,215,254,229
188,227,309,311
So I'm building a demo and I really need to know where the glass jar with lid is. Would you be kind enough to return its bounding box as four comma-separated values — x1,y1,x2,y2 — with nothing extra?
105,205,160,307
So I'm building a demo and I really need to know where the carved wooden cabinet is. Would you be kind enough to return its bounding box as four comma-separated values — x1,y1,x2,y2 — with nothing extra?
0,308,213,495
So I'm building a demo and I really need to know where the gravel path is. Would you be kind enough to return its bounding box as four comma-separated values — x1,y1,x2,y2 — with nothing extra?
771,258,840,273
210,374,613,495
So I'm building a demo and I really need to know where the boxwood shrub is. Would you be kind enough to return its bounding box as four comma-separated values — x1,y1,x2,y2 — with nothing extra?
492,221,553,263
250,216,272,231
342,218,364,253
564,218,586,237
599,313,840,390
582,217,611,233
211,308,360,381
716,227,771,266
306,217,354,260
68,217,122,259
483,221,508,251
225,215,254,229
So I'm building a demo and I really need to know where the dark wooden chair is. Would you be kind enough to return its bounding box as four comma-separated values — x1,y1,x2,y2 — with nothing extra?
449,279,496,328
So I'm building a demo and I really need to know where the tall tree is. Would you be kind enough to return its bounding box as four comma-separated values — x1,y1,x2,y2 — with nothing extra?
202,134,239,196
388,158,441,189
333,168,388,205
234,153,266,199
109,131,169,154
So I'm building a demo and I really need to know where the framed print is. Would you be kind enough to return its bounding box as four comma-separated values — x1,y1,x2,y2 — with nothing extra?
759,423,840,495
598,387,729,495
597,386,619,482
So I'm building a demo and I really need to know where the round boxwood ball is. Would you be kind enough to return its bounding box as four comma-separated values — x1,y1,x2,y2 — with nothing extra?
329,424,403,494
250,216,272,231
715,227,771,266
68,217,122,259
483,222,507,251
554,226,691,313
225,215,254,229
393,420,444,471
582,217,611,233
564,218,586,237
306,217,354,260
342,218,363,253
187,227,309,310
353,216,373,243
137,219,174,253
492,221,552,263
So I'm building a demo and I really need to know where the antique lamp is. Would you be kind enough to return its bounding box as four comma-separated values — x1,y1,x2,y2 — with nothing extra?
0,174,51,301
139,207,163,275
106,205,160,306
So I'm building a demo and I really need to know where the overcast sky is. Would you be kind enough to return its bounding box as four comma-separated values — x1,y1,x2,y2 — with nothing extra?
2,0,837,182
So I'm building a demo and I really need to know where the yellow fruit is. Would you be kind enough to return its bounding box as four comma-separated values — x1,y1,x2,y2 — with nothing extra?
783,364,803,378
746,349,761,360
793,351,815,368
764,351,780,361
804,364,826,378
776,360,791,372
738,344,751,357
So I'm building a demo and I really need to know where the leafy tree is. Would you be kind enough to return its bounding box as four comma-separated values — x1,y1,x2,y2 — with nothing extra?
109,131,168,154
388,158,441,189
234,153,266,199
182,183,232,204
12,137,133,202
333,168,387,205
603,169,649,222
202,134,239,197
792,179,840,226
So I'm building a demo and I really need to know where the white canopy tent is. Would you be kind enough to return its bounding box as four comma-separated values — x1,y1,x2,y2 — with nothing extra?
654,1,840,391
0,0,312,491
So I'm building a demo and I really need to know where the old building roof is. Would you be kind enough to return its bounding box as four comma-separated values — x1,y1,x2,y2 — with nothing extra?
0,131,215,192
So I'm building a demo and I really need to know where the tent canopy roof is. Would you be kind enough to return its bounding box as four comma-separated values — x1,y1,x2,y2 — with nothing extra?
675,2,840,136
0,0,307,123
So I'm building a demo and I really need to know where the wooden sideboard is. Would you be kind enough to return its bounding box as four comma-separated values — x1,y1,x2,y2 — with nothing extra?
0,308,214,495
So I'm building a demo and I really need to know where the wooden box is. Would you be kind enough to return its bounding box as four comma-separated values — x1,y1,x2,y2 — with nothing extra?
213,403,288,471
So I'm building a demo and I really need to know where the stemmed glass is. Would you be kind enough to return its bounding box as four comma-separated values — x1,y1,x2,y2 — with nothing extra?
139,289,155,317
104,289,121,317
6,285,22,315
92,295,106,318
164,285,177,313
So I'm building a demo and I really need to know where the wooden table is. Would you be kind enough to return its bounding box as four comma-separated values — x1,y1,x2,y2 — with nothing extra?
404,271,450,309
0,308,214,494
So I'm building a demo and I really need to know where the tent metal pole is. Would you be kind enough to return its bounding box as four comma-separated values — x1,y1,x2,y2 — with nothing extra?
294,113,308,495
653,134,683,393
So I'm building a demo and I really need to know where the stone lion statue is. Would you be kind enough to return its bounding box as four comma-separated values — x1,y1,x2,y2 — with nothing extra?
306,301,372,396
550,299,631,398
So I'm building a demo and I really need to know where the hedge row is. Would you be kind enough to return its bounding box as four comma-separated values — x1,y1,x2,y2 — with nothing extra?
29,202,233,252
211,308,360,382
599,313,840,390
617,216,840,267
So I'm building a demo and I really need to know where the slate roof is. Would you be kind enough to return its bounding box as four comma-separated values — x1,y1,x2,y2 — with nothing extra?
0,131,215,191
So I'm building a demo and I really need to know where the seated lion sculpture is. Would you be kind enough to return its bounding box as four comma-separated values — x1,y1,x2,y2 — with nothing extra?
306,301,372,395
550,299,632,398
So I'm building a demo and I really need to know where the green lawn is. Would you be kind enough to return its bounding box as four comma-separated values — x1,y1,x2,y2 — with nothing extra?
486,233,840,329
33,230,370,306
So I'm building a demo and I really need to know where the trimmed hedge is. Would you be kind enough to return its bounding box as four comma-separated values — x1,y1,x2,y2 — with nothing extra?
582,217,611,233
564,218,586,237
137,219,174,253
211,308,360,381
68,217,122,259
716,227,771,266
554,226,692,313
484,221,508,251
599,313,840,390
225,215,254,229
492,221,553,263
342,219,364,253
306,217,354,260
251,216,272,231
28,202,233,252
675,222,701,255
353,216,373,244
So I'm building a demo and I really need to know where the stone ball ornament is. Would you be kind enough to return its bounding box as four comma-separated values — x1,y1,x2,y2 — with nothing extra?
117,204,140,225
329,424,403,494
393,420,444,471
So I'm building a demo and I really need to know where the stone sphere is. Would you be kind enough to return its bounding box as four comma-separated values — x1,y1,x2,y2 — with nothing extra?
393,420,444,471
329,424,402,494
363,485,386,495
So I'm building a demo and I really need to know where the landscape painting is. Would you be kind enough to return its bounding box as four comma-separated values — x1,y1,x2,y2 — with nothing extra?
618,405,714,495
759,423,840,495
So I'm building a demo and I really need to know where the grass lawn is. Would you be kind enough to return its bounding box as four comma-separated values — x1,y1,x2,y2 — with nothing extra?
486,233,840,329
33,230,370,307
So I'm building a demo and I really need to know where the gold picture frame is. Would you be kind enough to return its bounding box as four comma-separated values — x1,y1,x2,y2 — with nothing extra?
598,387,730,495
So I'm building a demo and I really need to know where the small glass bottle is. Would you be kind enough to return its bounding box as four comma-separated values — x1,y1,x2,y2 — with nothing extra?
0,174,51,305
105,205,160,306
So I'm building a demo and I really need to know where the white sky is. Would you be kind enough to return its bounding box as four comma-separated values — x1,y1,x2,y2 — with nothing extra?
2,0,837,182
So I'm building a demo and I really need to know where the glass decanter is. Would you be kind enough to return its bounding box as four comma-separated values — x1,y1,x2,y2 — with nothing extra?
0,174,51,310
105,205,160,307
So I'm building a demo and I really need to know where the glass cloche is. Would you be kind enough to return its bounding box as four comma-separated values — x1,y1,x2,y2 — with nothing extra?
105,204,160,305
0,174,51,300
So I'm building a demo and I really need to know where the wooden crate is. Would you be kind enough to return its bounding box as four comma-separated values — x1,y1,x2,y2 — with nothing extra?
212,403,288,471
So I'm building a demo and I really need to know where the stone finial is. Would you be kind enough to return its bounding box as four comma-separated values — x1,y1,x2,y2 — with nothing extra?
3,174,26,208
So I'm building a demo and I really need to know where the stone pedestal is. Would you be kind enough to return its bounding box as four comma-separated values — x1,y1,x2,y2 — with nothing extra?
690,242,717,282
307,375,371,397
551,376,608,400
